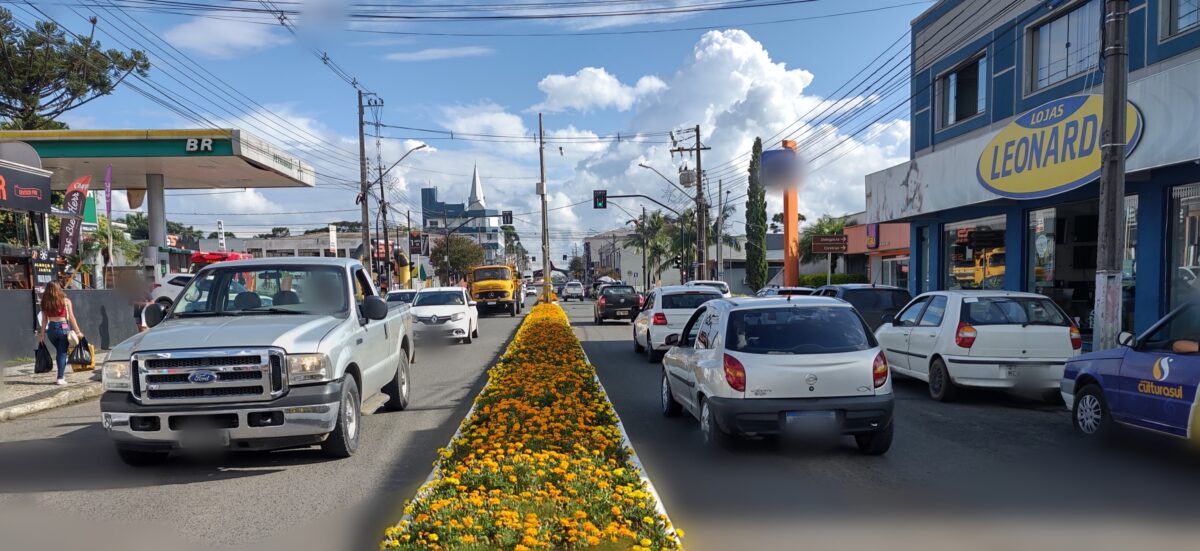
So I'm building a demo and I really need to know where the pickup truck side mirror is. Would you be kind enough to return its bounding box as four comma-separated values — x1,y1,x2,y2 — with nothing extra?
1118,331,1136,348
664,333,680,347
881,314,895,326
362,296,388,321
144,303,167,328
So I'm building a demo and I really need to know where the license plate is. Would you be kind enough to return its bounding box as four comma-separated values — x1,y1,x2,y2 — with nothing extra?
178,430,230,449
616,309,630,316
487,301,497,306
1008,365,1047,378
784,411,838,436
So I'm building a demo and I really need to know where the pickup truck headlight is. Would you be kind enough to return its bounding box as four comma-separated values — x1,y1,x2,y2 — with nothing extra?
287,354,332,385
450,312,466,321
102,360,133,392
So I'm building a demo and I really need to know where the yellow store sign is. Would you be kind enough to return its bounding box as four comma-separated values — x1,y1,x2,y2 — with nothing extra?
977,94,1142,199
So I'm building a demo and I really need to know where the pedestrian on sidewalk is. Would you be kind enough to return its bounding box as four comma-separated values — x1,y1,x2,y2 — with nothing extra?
37,282,85,386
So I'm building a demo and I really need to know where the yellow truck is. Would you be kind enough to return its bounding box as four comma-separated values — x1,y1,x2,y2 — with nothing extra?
468,264,522,316
953,248,1006,288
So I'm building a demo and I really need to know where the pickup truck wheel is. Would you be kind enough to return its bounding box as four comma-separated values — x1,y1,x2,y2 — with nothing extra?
116,446,168,467
384,352,411,411
854,422,894,455
322,376,361,458
928,358,958,402
509,302,517,316
1073,384,1112,438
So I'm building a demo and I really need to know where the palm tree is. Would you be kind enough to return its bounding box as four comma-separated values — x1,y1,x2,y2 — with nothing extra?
623,210,673,284
799,214,850,271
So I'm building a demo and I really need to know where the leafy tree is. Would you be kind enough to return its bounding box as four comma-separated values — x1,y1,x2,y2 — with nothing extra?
745,137,768,291
501,225,529,268
568,256,585,280
83,215,141,266
0,9,150,129
431,234,483,283
623,210,674,283
207,231,235,239
800,214,850,271
255,227,290,239
769,211,807,233
304,220,363,235
120,213,202,241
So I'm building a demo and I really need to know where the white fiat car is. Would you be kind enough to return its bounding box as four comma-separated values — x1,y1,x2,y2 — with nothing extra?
633,285,723,362
875,290,1081,402
686,280,732,298
660,297,894,454
411,287,479,344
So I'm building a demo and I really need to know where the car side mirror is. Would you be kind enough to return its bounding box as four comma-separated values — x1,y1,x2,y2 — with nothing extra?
362,296,388,321
468,300,478,307
1118,331,1136,348
664,333,680,347
881,314,895,325
144,303,167,328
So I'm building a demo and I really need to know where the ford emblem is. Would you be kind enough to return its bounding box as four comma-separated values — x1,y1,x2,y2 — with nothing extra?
430,315,439,324
188,370,218,384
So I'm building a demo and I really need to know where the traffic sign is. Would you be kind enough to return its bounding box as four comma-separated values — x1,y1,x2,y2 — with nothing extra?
811,234,848,254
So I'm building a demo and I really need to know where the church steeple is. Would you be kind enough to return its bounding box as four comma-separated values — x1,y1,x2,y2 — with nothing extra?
467,164,486,211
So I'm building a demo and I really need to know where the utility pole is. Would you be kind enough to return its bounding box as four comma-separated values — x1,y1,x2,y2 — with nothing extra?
378,161,390,290
407,209,416,289
1094,0,1129,351
716,179,723,281
539,113,551,301
642,205,648,293
357,90,371,276
671,126,710,280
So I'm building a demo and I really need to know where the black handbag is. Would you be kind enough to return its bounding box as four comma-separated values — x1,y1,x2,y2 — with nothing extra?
34,342,52,373
68,337,92,365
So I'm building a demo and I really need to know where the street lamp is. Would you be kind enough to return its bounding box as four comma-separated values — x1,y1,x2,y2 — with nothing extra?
638,162,695,201
376,143,428,289
637,162,698,283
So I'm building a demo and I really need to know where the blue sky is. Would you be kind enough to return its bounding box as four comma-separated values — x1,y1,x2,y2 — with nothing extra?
22,0,929,259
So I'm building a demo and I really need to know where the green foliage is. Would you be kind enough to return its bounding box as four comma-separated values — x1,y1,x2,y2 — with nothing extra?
207,231,234,239
769,211,806,233
255,227,290,239
622,210,676,281
501,225,528,268
304,220,363,235
432,234,484,283
797,273,868,287
0,8,150,129
745,137,768,291
120,213,202,241
82,215,141,266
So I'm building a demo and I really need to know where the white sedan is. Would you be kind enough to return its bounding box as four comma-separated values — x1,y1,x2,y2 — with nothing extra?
686,280,732,298
633,285,723,362
875,290,1081,402
151,273,194,307
411,287,479,344
660,296,894,454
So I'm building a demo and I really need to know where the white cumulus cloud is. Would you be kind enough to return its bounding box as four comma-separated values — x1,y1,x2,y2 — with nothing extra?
385,47,495,62
532,67,667,113
164,15,290,58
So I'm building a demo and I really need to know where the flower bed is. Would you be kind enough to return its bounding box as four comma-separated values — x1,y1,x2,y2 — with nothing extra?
382,304,682,550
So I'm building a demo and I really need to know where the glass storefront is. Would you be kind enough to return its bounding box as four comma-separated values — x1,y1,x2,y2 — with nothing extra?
1027,197,1137,334
919,226,932,292
882,256,909,289
944,215,1006,290
1169,183,1200,310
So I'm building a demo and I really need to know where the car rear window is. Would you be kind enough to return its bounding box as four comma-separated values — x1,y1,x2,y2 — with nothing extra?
662,292,720,309
960,297,1069,326
727,306,875,354
602,286,636,296
842,289,912,311
694,282,729,293
778,288,813,296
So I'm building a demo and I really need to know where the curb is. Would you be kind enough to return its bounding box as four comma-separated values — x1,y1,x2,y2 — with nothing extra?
0,381,103,422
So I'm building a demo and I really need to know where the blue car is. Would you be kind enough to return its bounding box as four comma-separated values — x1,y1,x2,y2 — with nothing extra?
1063,301,1200,439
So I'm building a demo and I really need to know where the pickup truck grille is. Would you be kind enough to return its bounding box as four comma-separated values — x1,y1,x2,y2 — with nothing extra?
132,348,287,405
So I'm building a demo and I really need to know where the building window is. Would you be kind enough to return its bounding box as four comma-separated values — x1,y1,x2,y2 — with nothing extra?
1027,196,1137,336
940,54,987,127
1169,0,1200,36
1031,0,1100,90
1169,184,1200,310
944,215,1006,290
882,256,910,289
428,220,439,228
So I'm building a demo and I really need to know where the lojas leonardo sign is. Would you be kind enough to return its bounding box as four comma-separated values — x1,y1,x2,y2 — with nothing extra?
977,94,1142,199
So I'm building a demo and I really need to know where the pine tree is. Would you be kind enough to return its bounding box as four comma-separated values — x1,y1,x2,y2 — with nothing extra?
745,137,768,291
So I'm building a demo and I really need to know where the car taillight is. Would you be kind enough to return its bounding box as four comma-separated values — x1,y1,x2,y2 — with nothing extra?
872,351,889,388
723,354,746,392
955,322,977,348
652,312,668,325
151,283,161,290
598,296,606,307
1069,325,1082,350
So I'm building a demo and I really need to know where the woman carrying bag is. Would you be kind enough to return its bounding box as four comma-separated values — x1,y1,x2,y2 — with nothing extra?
37,282,85,386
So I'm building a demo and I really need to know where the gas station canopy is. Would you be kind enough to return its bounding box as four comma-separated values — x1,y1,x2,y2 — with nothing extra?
0,128,315,190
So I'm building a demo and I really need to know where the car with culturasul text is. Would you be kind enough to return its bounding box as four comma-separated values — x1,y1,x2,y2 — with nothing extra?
100,257,415,466
1063,301,1200,440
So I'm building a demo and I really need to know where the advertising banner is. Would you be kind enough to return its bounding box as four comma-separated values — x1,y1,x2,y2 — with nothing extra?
57,176,93,257
0,161,51,214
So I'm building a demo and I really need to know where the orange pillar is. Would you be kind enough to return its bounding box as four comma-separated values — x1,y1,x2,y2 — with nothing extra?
782,140,800,287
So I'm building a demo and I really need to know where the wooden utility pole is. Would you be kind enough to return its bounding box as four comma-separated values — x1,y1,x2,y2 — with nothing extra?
642,206,648,293
671,126,711,281
539,113,551,301
1093,0,1129,351
357,90,371,276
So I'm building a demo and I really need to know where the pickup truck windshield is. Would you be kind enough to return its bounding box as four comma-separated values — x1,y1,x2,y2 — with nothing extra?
171,266,349,316
473,268,511,281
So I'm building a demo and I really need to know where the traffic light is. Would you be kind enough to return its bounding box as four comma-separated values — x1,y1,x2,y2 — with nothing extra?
593,190,607,209
501,210,513,225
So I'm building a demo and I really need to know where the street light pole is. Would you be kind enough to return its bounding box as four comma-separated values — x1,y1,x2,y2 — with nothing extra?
374,143,427,291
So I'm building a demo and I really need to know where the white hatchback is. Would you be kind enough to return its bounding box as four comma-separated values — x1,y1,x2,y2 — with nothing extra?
633,286,723,362
660,297,894,454
686,280,732,298
875,290,1081,402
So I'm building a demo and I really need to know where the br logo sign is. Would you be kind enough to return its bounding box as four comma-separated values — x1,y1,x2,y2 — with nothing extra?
977,94,1142,199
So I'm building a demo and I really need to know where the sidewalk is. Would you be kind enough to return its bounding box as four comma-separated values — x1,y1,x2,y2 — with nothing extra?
0,350,108,421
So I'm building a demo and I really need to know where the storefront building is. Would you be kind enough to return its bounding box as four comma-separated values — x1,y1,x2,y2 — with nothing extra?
844,222,911,288
868,0,1200,344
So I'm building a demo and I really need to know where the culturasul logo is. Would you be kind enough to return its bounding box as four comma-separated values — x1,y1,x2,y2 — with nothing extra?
977,95,1142,199
1138,357,1183,399
1153,357,1172,381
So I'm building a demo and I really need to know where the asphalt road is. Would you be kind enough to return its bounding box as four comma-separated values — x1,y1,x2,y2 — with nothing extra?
565,301,1200,551
0,303,529,551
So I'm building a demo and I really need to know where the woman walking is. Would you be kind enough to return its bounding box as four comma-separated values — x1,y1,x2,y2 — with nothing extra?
38,282,84,385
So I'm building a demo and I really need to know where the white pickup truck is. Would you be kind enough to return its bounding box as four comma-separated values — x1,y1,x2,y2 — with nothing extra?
100,257,415,466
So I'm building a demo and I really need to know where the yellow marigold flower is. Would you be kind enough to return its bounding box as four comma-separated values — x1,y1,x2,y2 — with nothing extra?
675,529,685,538
427,533,438,542
641,538,652,546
